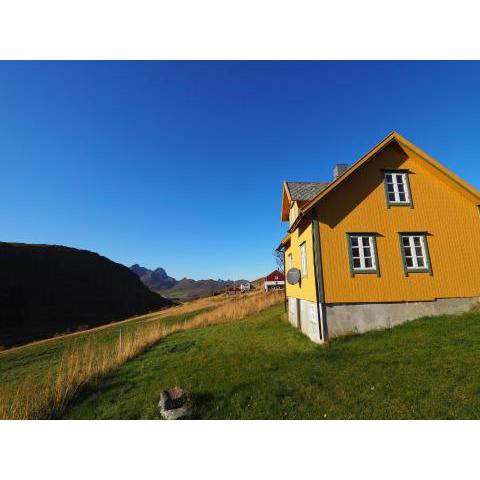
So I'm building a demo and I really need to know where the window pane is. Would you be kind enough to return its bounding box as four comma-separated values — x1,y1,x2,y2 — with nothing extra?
300,244,307,276
402,235,429,270
385,172,411,205
350,235,377,272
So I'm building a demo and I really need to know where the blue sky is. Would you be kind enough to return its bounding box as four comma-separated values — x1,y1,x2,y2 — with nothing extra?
1,61,479,280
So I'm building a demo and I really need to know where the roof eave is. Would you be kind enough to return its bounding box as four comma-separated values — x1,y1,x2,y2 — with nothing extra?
394,136,480,203
280,181,292,221
276,233,291,251
300,132,399,216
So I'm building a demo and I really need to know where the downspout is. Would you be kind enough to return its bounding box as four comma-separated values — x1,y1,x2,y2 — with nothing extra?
311,217,326,342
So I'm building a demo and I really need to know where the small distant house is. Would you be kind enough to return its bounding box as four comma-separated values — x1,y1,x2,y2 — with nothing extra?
278,132,480,344
226,285,241,295
264,270,285,292
240,282,252,292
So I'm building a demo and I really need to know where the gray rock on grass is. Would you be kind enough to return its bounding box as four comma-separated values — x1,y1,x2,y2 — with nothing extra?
158,387,191,420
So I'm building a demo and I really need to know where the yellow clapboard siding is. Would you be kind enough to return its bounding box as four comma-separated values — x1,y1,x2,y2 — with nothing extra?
284,222,317,303
316,142,480,303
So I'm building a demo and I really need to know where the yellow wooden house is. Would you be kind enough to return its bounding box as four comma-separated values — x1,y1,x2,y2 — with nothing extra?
278,132,480,343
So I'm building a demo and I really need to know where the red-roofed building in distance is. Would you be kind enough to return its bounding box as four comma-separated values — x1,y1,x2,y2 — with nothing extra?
226,285,241,295
264,270,285,292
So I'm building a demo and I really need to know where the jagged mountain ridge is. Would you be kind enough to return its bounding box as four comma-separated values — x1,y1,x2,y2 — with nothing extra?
130,264,248,298
130,264,177,291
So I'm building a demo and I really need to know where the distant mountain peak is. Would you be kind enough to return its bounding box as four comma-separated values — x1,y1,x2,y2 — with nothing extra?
130,264,150,276
129,264,177,291
129,264,248,299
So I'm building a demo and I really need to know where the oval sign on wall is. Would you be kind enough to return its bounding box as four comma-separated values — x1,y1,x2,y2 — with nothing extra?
286,268,301,285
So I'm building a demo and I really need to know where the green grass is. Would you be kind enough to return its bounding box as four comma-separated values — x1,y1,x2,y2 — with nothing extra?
62,303,480,419
0,307,209,393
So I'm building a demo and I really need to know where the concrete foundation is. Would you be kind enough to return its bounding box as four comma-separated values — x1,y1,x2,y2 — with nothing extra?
287,296,480,342
288,297,322,343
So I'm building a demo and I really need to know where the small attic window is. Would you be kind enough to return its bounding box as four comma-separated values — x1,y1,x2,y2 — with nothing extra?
384,171,412,206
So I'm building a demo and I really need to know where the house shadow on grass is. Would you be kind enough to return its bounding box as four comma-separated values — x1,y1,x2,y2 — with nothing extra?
184,392,215,419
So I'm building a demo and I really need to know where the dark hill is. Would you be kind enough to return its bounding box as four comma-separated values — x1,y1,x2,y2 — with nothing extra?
0,243,173,348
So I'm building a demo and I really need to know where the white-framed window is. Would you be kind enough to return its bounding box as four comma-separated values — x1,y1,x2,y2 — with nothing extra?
384,171,411,205
288,253,293,269
348,234,378,273
300,242,308,277
400,234,430,272
290,203,296,224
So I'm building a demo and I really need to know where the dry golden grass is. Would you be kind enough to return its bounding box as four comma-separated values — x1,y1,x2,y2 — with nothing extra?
0,290,283,419
188,290,283,328
0,293,230,357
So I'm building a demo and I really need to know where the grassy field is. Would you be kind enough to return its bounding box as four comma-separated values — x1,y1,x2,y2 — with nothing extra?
0,291,236,393
63,303,480,420
0,291,282,419
0,308,206,390
0,307,209,419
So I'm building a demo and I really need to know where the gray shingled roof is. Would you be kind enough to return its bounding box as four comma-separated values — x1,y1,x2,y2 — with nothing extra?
286,182,329,201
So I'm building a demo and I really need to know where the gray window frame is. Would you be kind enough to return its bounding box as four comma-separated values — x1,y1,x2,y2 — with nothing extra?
383,170,414,208
300,241,308,278
346,233,380,277
398,232,433,276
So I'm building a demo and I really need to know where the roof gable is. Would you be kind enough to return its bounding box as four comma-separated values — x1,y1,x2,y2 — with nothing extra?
281,181,329,220
266,270,285,281
289,132,480,231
